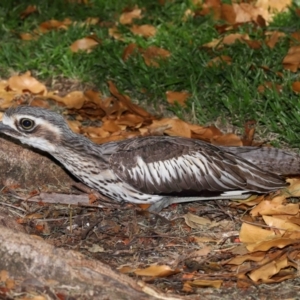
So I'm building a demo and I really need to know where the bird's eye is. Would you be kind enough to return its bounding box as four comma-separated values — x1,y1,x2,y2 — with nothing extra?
20,118,35,130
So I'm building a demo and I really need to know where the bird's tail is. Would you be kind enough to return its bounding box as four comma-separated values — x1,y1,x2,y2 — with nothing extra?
223,146,300,176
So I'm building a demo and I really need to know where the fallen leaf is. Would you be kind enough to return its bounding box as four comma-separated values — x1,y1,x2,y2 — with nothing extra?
67,120,81,133
251,197,299,217
244,39,262,49
5,278,15,290
108,26,124,41
263,215,300,233
101,120,121,132
221,3,236,24
184,213,211,228
206,55,232,67
257,82,283,93
233,3,269,24
256,0,292,14
120,6,142,25
190,125,222,141
283,46,300,72
239,223,276,244
7,71,47,95
211,133,243,146
247,237,297,252
265,31,285,48
70,35,101,53
116,114,144,127
38,18,72,33
88,244,105,253
108,81,152,118
248,255,291,282
134,265,179,277
47,91,87,109
122,43,138,61
186,279,223,288
130,24,156,38
148,118,191,138
141,46,171,67
0,270,9,282
166,91,190,106
19,32,38,40
203,33,250,48
83,126,110,138
286,178,300,196
20,5,37,19
228,251,267,266
292,81,300,93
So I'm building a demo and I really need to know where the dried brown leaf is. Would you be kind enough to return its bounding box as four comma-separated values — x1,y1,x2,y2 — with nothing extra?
148,118,191,138
228,251,266,265
247,237,297,252
243,39,262,49
206,55,232,67
19,33,38,41
47,91,87,109
108,81,152,118
122,43,138,61
134,265,179,277
251,200,299,217
286,178,300,196
7,71,47,95
211,133,243,146
108,26,124,41
141,46,171,67
184,213,211,228
283,46,300,71
186,279,223,288
38,18,72,33
70,35,101,53
190,125,222,141
203,33,249,49
116,114,144,127
292,81,300,93
166,91,190,106
248,255,291,282
239,223,276,244
130,24,156,38
20,5,37,19
101,120,121,133
120,7,142,25
83,126,110,138
221,3,236,24
265,31,285,49
263,215,300,233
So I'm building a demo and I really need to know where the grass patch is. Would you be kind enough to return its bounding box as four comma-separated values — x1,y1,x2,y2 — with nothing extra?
0,0,300,147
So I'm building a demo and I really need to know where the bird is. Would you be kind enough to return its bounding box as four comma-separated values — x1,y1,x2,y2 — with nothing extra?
0,106,293,211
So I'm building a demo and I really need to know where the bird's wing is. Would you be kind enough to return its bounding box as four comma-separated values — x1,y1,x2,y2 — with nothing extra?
110,137,286,195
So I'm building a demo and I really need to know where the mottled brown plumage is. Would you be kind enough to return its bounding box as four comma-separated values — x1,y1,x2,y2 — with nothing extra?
0,106,294,211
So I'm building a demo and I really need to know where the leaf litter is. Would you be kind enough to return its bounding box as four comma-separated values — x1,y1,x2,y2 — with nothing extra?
2,0,300,297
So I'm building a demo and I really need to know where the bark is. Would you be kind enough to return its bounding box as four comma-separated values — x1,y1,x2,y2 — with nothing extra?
0,225,178,299
0,136,74,191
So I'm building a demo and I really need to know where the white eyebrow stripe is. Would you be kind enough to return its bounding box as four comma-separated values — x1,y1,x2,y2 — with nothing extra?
3,114,61,135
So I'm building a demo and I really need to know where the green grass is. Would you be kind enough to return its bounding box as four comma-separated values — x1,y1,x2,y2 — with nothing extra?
0,0,300,147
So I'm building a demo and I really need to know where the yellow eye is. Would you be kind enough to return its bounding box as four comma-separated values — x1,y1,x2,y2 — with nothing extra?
20,118,35,130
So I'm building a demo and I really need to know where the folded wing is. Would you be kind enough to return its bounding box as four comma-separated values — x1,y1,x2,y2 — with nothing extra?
110,137,287,195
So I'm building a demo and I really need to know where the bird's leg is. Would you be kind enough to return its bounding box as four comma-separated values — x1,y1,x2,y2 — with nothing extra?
148,194,252,212
72,182,113,202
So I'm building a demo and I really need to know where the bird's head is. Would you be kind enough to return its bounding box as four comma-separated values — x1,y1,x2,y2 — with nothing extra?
0,106,73,153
